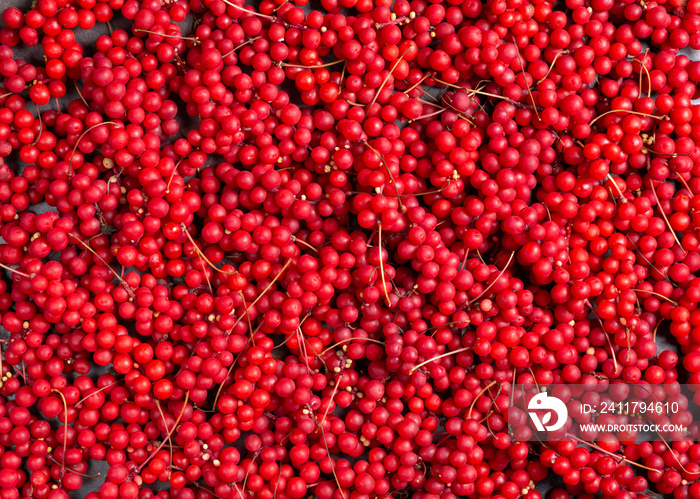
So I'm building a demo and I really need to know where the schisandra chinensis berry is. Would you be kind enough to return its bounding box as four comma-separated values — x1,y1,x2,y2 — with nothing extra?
1,0,700,498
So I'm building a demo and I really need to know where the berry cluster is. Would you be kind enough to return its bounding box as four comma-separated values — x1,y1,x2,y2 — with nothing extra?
1,0,700,498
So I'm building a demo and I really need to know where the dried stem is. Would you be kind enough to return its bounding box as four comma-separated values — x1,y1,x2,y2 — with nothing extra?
362,141,405,212
378,224,391,307
403,73,431,95
52,390,69,478
239,291,255,346
319,422,346,499
409,107,447,122
238,452,259,499
154,402,175,478
630,289,678,306
213,337,251,411
432,77,510,102
180,224,237,274
568,435,661,473
221,0,275,20
467,380,499,419
75,379,121,406
320,373,343,426
590,109,663,126
653,319,663,342
0,262,30,278
134,28,198,42
223,36,260,57
202,258,214,295
320,337,385,355
229,259,292,331
527,366,541,394
513,38,540,121
292,236,320,253
585,300,619,375
537,51,568,83
465,252,515,306
48,456,101,478
367,50,408,112
69,233,135,298
73,80,89,107
69,122,118,178
650,180,685,253
136,392,189,473
409,346,470,375
635,50,652,98
676,174,695,198
440,94,476,124
606,174,628,203
299,330,329,372
281,59,345,68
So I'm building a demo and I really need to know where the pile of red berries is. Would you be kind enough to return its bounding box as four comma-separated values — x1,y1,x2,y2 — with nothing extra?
1,0,700,498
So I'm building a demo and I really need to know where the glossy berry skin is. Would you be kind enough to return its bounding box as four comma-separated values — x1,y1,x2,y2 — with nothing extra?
1,0,700,499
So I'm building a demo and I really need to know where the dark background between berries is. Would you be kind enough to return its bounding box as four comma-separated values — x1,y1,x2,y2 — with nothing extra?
0,0,695,498
0,0,197,493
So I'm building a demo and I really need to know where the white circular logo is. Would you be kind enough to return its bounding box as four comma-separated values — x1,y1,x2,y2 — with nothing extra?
527,391,568,432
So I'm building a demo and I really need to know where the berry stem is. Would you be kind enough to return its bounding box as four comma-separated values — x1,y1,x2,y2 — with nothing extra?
48,456,101,478
366,50,409,113
154,401,175,478
465,252,515,306
512,37,540,121
212,336,253,411
409,107,447,122
409,346,470,375
319,421,347,499
239,291,255,345
320,372,343,426
180,223,237,274
630,288,678,306
75,379,122,406
378,224,391,307
73,80,89,108
589,109,663,126
537,50,568,83
291,235,319,253
606,174,628,203
676,174,695,197
281,59,345,68
650,179,685,253
230,259,292,331
134,28,198,43
68,122,118,179
220,0,275,20
568,435,661,473
69,233,136,298
0,262,30,278
320,337,385,356
467,380,499,419
402,72,431,95
361,140,406,212
52,389,69,479
222,36,260,57
439,95,475,124
585,300,619,375
432,77,511,103
135,392,190,473
653,319,663,342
